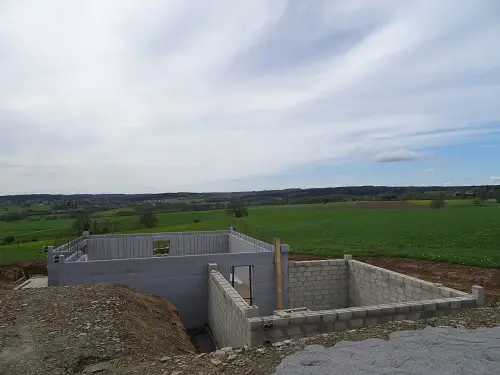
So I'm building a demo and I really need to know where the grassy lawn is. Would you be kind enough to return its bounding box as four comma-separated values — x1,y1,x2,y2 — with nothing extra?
0,240,53,264
0,218,72,239
1,203,500,267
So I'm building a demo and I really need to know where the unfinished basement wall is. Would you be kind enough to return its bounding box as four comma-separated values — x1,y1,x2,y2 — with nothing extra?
288,260,348,310
348,260,468,306
87,231,229,260
87,236,153,260
50,250,277,329
208,264,259,348
228,231,274,253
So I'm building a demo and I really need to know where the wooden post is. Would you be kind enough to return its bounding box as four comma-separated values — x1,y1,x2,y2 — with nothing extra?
274,237,283,310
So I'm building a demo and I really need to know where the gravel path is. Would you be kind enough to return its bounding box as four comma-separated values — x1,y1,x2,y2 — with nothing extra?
274,327,500,375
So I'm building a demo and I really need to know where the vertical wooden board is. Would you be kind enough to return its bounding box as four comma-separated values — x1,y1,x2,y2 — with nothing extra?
274,237,283,310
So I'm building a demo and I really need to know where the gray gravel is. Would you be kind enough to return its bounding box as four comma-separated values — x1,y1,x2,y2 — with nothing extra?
274,327,500,375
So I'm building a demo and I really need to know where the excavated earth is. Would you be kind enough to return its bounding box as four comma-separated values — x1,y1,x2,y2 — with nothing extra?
0,284,195,375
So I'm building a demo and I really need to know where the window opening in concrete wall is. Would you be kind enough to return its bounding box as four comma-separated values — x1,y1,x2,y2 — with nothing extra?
153,240,170,256
230,265,254,305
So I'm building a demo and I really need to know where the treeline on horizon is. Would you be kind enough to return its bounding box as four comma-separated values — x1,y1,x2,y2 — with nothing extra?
1,185,498,202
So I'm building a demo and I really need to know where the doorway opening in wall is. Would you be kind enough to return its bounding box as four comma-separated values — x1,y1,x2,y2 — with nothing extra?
153,240,170,256
230,265,254,306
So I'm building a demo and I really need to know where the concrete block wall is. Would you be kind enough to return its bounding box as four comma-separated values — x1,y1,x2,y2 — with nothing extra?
248,292,479,345
288,260,347,310
348,260,468,306
50,250,277,329
208,264,259,348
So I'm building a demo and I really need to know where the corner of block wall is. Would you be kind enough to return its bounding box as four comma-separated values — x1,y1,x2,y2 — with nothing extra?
208,263,219,271
245,305,260,318
471,285,485,306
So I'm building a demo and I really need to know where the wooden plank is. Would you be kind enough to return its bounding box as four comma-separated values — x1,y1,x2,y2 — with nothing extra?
274,237,283,310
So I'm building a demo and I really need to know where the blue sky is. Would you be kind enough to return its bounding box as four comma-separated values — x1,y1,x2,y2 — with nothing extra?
0,1,499,194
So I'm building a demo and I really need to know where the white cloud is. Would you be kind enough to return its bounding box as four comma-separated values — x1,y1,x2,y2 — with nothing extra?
375,149,424,163
443,182,453,186
424,168,434,173
490,176,500,184
1,0,500,193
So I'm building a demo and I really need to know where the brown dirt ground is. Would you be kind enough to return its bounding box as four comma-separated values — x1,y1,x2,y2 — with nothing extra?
355,201,424,209
0,260,47,289
0,284,195,375
289,254,500,305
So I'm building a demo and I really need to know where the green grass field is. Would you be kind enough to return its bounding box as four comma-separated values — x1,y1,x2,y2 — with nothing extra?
1,203,500,267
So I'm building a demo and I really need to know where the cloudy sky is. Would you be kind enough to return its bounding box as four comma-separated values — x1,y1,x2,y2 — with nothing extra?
1,0,499,194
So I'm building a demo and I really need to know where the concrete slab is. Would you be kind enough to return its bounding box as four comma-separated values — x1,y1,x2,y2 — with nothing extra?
15,277,48,289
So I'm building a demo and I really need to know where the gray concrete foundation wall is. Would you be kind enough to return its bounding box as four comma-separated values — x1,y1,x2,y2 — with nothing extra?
50,251,277,329
288,260,347,310
208,264,259,348
228,231,274,253
87,231,229,260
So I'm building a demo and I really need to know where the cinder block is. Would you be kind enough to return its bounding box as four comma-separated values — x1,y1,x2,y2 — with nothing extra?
349,319,364,329
407,303,424,313
286,326,302,337
321,311,338,323
365,306,383,317
272,317,290,328
289,313,306,325
268,328,286,339
471,285,484,306
421,301,437,311
449,298,463,309
406,313,421,321
305,313,322,324
248,317,263,331
380,305,397,315
364,317,379,326
378,316,393,324
303,324,320,335
434,299,450,310
334,321,348,331
457,297,476,308
336,309,353,321
394,303,410,314
350,307,368,319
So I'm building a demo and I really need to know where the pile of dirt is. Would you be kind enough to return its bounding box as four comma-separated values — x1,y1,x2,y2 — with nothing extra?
355,201,424,210
0,260,47,289
0,284,195,374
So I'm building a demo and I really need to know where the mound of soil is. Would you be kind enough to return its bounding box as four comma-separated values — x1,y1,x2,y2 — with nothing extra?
355,201,424,210
0,284,195,374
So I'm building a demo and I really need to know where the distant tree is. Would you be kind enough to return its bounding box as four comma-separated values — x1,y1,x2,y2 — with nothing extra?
226,200,249,218
475,188,489,202
234,206,249,218
494,190,500,203
323,197,329,204
139,211,159,228
72,214,91,234
429,199,445,209
473,197,483,205
3,236,15,245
